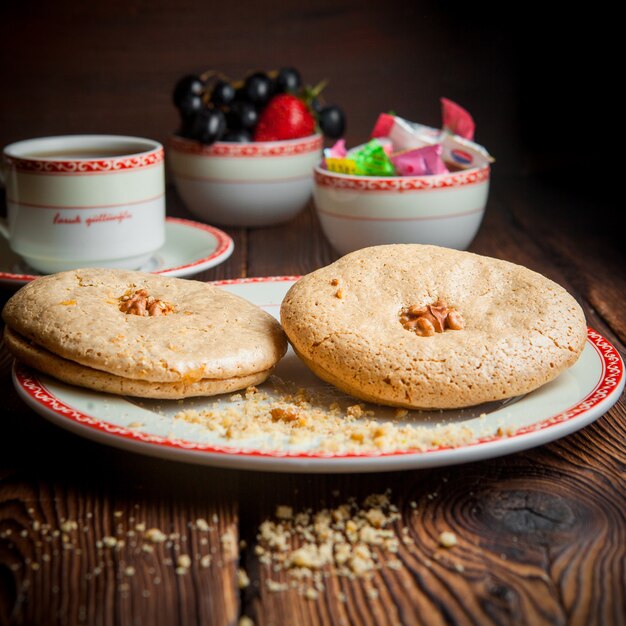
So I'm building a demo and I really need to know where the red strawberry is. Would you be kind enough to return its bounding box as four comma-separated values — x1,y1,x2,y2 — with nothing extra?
253,94,315,141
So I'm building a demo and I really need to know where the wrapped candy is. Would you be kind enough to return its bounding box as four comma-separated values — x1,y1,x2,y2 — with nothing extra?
325,139,395,176
441,98,475,140
376,137,394,155
371,113,439,152
324,139,347,159
325,100,490,177
324,139,356,174
391,144,449,176
350,139,396,176
370,113,395,140
325,157,358,175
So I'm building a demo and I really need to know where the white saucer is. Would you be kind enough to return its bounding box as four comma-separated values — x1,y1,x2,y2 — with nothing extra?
12,278,625,473
0,217,234,287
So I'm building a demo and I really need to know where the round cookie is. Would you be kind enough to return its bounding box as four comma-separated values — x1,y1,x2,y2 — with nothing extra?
280,245,587,409
4,327,269,399
3,268,287,397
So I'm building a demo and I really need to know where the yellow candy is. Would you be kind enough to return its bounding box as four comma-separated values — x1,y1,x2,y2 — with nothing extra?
325,158,358,175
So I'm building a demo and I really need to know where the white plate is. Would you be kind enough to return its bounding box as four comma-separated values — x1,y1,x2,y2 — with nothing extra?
12,277,625,473
0,217,234,287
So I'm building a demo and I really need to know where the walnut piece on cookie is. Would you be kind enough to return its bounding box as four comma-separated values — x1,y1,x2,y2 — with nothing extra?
118,289,175,317
399,300,465,336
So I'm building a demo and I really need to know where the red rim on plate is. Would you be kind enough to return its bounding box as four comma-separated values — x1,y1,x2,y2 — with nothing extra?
0,217,233,284
12,328,623,459
10,276,625,469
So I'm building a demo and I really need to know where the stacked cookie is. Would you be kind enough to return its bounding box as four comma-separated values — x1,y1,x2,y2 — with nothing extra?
2,269,287,399
280,245,587,409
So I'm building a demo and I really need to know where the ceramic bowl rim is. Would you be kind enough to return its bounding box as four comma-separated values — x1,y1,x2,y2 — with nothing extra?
313,161,490,186
3,134,162,162
168,133,322,156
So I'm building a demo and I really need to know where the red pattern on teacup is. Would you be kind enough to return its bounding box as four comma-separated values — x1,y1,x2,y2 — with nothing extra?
5,148,164,174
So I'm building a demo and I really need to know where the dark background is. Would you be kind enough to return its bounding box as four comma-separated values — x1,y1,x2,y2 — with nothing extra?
0,1,611,196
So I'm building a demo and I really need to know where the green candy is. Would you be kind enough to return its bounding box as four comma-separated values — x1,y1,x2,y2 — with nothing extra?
352,139,396,176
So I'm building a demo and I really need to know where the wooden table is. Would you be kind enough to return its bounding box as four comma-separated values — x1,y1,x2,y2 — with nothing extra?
0,176,624,626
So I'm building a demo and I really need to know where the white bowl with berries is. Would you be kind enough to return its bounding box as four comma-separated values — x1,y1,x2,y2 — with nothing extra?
168,68,345,227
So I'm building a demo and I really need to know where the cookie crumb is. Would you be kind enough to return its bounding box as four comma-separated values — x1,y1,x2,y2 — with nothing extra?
438,531,457,548
275,505,293,520
221,529,237,558
256,491,406,596
60,520,78,533
238,568,250,589
177,554,192,569
144,528,167,544
174,383,482,455
266,580,289,592
346,404,364,418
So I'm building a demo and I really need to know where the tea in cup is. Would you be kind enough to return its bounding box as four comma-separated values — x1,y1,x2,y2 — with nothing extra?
0,135,165,274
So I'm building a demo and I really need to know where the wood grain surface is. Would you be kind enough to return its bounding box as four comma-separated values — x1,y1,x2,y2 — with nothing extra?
0,177,624,626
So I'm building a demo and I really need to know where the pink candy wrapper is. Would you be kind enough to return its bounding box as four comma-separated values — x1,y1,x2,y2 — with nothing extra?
390,144,449,176
441,98,475,140
325,139,347,159
371,113,436,152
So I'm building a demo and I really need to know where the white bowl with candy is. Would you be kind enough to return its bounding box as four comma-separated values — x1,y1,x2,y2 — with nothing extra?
313,99,493,254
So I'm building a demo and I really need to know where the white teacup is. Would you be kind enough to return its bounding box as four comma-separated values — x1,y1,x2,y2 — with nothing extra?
0,135,165,273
